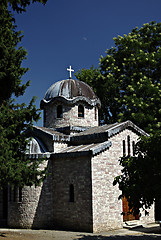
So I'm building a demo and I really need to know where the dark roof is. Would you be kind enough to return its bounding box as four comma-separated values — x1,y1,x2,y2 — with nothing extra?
26,120,147,159
40,79,101,108
48,141,112,159
71,121,148,144
27,141,112,159
31,126,70,142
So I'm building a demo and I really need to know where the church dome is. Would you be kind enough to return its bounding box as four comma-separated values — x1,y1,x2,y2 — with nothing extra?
40,79,101,108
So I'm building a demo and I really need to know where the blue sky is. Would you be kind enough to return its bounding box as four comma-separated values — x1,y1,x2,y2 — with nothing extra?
13,0,161,126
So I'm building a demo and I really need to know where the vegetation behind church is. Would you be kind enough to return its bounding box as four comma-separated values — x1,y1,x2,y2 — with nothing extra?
0,1,48,188
76,22,161,215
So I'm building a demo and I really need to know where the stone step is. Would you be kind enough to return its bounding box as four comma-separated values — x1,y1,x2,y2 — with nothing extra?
123,220,143,229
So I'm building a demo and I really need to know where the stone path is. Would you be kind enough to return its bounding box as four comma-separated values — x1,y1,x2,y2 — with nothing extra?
0,223,161,240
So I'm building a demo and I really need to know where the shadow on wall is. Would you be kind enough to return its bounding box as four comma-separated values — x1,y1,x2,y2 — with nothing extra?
32,160,54,229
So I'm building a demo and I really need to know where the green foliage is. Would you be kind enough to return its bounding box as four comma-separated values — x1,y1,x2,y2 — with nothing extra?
100,21,161,134
3,0,47,13
0,100,46,188
75,66,106,120
76,22,161,214
114,133,161,215
0,2,48,188
0,5,29,104
76,22,161,133
75,65,120,123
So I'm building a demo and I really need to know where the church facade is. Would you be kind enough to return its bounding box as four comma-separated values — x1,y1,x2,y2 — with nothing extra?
0,70,155,232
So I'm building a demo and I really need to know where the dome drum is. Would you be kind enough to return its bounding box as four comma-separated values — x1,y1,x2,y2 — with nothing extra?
41,78,101,130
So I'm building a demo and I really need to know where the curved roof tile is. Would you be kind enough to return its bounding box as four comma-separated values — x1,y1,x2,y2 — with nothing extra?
41,79,101,108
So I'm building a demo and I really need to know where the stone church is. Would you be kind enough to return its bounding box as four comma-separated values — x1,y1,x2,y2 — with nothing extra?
0,67,155,232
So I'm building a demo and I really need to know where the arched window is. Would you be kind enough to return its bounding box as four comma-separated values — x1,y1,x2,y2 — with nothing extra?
69,184,74,202
123,140,126,156
78,105,84,118
95,107,97,120
127,135,131,156
57,105,63,118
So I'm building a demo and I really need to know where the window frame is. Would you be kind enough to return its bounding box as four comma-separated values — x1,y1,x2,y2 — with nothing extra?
78,104,84,118
69,184,75,202
57,105,63,118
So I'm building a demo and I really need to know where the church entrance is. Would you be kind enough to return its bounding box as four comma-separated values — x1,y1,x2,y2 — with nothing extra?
122,196,139,221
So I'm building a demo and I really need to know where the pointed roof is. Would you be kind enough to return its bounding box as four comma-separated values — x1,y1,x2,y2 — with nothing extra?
26,120,147,159
70,120,148,144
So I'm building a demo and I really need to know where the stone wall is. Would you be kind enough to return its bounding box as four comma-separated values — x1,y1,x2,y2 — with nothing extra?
6,127,155,231
8,160,54,229
53,142,68,153
52,155,93,232
91,129,154,232
44,102,98,129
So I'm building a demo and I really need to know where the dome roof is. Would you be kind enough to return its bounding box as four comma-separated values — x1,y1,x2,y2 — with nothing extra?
41,79,101,108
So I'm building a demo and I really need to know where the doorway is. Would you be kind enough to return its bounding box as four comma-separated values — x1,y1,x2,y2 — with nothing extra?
122,196,139,221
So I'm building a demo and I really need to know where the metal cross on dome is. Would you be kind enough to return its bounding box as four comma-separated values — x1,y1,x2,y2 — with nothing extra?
67,65,74,79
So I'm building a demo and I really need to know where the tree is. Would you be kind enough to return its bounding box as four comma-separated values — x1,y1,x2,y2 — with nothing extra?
76,22,161,215
75,66,121,124
0,2,48,188
113,133,161,216
3,0,47,13
76,22,161,134
75,66,106,122
0,5,28,104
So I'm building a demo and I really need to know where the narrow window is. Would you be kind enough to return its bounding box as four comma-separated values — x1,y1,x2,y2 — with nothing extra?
127,135,131,156
132,141,135,156
69,184,74,202
78,105,84,118
57,105,63,118
123,140,126,156
19,187,22,202
95,107,97,120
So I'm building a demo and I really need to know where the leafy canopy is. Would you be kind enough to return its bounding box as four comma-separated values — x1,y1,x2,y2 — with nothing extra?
76,21,161,214
113,133,161,216
0,5,29,104
3,0,47,12
0,2,48,188
76,22,161,134
100,21,161,134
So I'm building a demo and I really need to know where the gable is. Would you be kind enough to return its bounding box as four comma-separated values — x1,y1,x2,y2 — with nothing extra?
70,120,148,145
